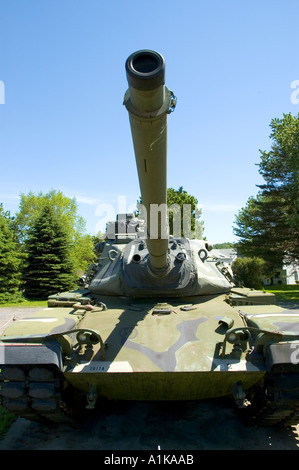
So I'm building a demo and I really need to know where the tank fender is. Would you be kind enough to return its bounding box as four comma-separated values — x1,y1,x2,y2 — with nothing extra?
265,342,299,373
0,341,63,370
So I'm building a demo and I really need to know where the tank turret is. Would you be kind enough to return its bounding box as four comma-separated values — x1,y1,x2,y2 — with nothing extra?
88,50,233,297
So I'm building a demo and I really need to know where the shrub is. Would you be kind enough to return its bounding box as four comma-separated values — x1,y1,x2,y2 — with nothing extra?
232,257,266,289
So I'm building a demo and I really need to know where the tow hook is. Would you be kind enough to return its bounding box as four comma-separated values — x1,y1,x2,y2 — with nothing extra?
232,381,251,409
86,383,97,409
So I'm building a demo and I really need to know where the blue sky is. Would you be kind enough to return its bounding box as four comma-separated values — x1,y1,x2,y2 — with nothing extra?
1,0,299,243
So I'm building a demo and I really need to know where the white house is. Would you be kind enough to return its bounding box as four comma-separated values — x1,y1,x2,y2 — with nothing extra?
263,261,299,286
210,248,298,286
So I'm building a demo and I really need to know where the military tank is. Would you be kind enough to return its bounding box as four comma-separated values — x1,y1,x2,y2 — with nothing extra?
1,50,299,426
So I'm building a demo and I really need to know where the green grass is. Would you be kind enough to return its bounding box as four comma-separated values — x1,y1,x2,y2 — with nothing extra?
264,284,299,302
0,406,15,439
0,299,47,308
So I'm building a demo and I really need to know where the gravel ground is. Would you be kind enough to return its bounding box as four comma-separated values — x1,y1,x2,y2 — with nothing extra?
0,306,298,451
0,307,42,335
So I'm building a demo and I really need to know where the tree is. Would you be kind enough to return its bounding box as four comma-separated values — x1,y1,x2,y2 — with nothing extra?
72,232,97,277
234,113,299,271
14,189,85,243
14,190,96,277
23,204,76,299
213,242,235,249
137,186,204,239
167,187,204,238
231,257,266,290
0,204,23,303
234,194,285,273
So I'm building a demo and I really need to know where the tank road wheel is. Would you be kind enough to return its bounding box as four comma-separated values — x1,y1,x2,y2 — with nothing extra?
241,374,299,427
0,364,81,424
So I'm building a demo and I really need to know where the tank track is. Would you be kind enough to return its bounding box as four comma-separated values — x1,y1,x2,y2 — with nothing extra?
0,364,76,424
246,373,299,427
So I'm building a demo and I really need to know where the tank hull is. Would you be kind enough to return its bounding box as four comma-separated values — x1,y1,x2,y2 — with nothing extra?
1,290,299,425
62,294,265,399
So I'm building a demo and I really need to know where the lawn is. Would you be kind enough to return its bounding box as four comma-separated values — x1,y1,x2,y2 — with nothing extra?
0,406,15,439
0,299,47,308
264,284,299,302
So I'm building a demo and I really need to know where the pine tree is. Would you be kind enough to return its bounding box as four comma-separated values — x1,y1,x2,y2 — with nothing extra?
234,113,299,272
0,204,23,303
14,190,96,278
23,204,76,299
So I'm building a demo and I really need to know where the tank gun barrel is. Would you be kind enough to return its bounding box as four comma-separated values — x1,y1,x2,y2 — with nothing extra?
124,50,176,272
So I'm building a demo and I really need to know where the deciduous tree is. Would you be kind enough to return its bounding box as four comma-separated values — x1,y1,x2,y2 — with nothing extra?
137,186,204,239
231,256,266,290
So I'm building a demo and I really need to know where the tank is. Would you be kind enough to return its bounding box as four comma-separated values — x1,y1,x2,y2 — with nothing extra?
1,50,299,426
